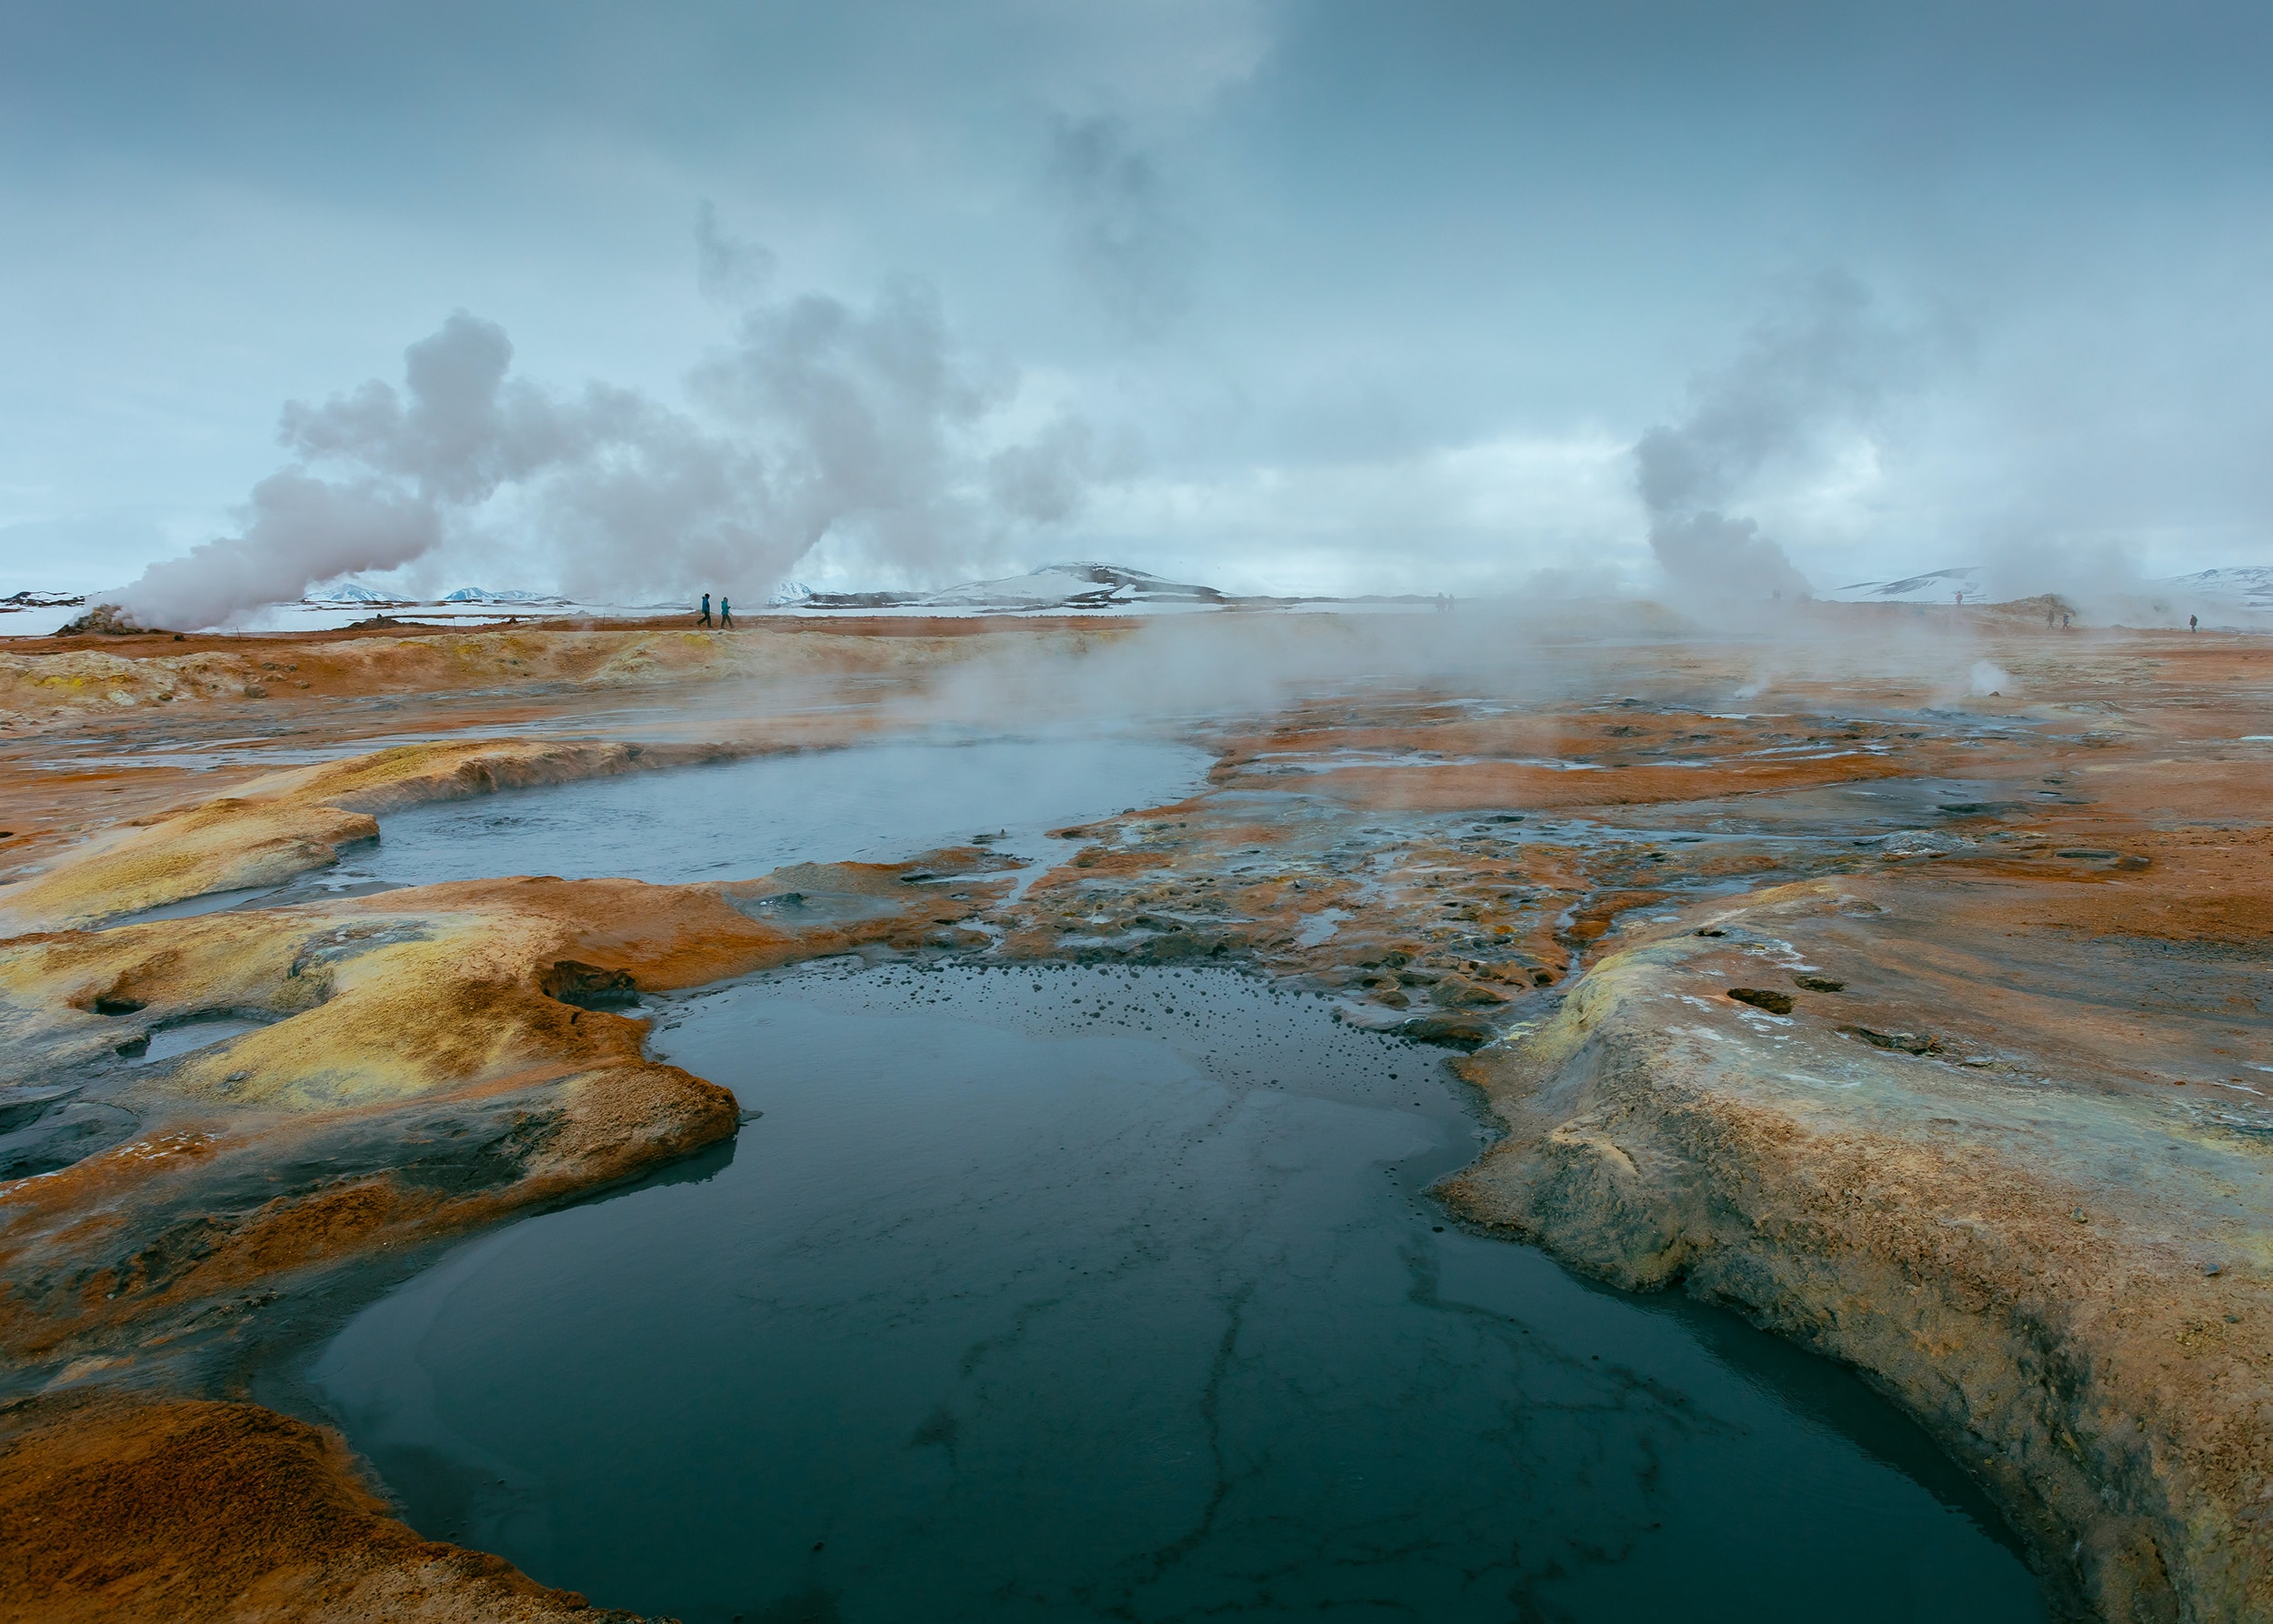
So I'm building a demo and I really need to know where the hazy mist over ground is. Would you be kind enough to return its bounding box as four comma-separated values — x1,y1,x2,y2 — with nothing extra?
5,2,2270,611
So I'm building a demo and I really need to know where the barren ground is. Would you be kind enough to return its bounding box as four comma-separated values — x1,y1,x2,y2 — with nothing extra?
0,609,2266,1623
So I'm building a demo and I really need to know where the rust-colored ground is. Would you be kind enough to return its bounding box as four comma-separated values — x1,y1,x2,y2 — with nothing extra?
1,607,2268,1621
0,1391,636,1621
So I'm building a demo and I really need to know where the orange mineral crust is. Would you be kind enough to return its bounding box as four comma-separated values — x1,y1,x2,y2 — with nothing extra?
0,856,1010,1373
1,608,2268,1621
0,1392,651,1622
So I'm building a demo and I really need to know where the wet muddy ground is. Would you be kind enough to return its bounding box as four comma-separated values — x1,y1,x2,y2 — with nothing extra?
1,612,2268,1622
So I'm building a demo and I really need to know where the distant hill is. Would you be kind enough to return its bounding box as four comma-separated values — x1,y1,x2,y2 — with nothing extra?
1819,562,2270,627
1823,567,1987,605
923,562,1227,610
2161,566,2273,614
439,586,569,605
776,561,1230,613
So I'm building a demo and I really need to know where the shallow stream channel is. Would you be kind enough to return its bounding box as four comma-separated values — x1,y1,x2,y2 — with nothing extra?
301,961,2045,1623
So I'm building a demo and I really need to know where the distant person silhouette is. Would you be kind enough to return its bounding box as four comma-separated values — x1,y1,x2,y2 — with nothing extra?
698,592,712,628
720,596,734,628
2190,614,2198,632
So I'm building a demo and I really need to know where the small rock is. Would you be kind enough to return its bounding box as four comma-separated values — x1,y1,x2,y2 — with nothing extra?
1432,974,1511,1009
1839,1025,1939,1055
1727,987,1795,1015
1397,1010,1495,1048
1793,974,1846,992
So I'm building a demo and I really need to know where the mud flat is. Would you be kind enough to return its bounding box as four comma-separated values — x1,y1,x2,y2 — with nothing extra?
1,607,2268,1622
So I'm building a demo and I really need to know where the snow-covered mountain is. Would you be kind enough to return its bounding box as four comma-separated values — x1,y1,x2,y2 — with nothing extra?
922,562,1226,610
1823,566,1987,605
2159,566,2273,614
776,561,1229,614
0,590,88,634
1820,563,2270,623
305,582,400,605
439,586,568,605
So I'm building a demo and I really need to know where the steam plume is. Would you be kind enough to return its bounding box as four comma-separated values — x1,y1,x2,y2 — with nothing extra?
1632,273,1904,604
111,246,1094,628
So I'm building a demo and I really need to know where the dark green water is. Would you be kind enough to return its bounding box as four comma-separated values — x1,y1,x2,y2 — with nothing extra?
309,962,2045,1623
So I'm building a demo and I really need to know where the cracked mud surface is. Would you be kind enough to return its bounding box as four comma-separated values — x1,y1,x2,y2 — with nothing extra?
1,611,2268,1621
301,962,2040,1622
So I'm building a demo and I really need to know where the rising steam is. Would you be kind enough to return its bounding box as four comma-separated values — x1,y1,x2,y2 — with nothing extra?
111,234,1096,629
1632,273,1909,605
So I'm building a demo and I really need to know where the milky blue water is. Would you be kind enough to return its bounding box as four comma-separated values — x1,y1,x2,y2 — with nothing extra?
114,736,1214,925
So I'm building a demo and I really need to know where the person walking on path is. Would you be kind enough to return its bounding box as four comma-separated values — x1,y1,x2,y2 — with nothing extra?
2190,614,2198,632
698,592,712,627
720,596,735,628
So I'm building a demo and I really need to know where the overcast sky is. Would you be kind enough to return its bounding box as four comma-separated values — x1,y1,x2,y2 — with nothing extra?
5,1,2270,605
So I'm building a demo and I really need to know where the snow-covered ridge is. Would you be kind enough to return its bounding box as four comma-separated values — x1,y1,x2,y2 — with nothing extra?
438,586,570,605
1824,567,1986,605
1820,562,2271,625
304,583,572,606
774,560,1234,615
2163,566,2273,612
922,561,1226,609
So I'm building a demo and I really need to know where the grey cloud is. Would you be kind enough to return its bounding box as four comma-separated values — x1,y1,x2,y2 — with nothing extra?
695,200,778,306
987,417,1097,526
16,4,2273,606
1047,115,1195,339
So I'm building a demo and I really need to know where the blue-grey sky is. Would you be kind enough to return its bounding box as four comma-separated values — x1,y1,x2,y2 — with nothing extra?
5,1,2270,613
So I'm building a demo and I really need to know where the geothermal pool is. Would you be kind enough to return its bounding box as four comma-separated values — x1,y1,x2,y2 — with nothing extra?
306,962,2044,1624
367,735,1212,890
351,736,1217,887
119,735,1216,922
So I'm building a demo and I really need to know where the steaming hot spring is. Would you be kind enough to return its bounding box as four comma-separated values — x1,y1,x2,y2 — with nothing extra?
2,590,2268,1624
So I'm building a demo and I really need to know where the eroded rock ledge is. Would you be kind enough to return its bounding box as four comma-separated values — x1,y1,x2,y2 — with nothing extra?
1444,877,2272,1623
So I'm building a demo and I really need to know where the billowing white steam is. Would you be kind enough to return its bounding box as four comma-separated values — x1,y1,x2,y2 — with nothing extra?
112,260,1095,629
1632,273,1908,605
